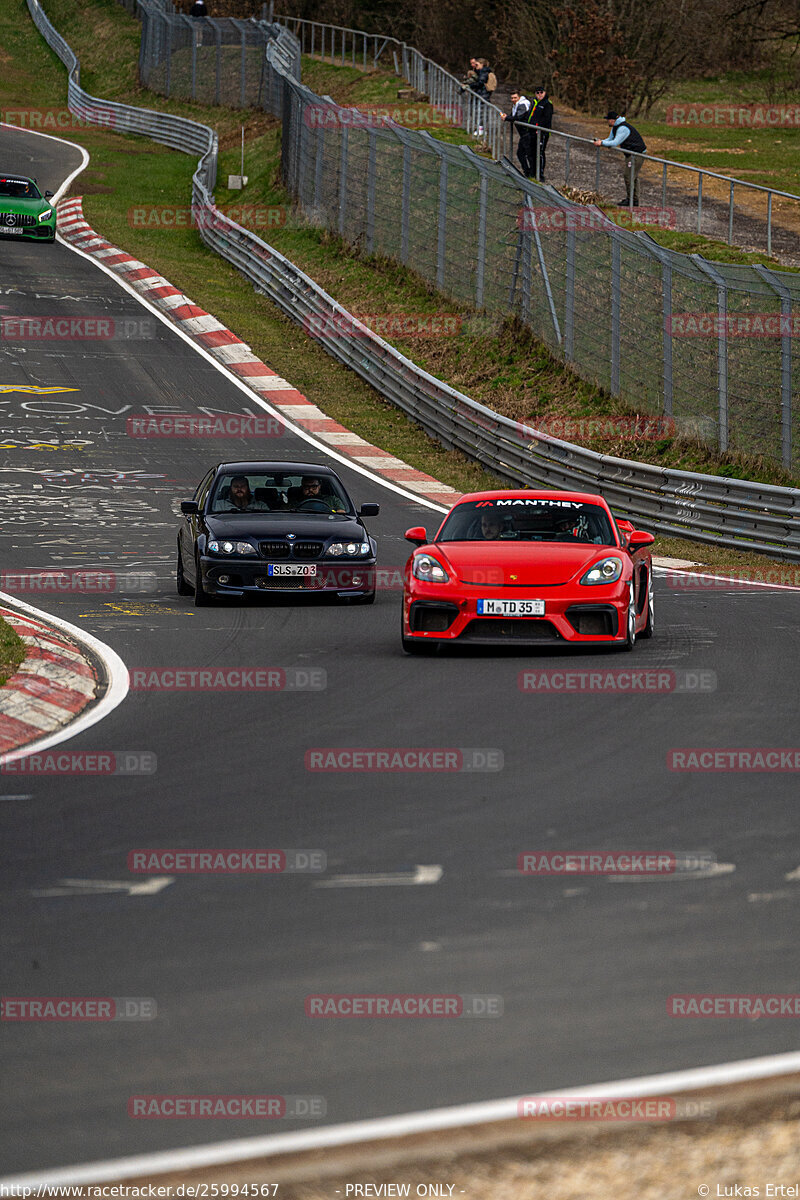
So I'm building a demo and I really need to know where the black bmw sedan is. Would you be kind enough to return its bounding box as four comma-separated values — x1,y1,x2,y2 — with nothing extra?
177,461,380,606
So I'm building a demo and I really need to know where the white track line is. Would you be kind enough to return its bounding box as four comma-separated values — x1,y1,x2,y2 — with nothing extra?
0,129,129,758
3,1050,800,1186
0,592,129,764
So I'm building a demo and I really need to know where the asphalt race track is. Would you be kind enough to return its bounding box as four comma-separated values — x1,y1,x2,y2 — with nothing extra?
1,128,799,1174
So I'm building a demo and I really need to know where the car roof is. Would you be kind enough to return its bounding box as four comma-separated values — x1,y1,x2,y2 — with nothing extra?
214,461,340,476
452,489,607,505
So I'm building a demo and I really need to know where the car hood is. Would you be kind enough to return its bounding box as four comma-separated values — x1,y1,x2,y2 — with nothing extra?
434,541,620,586
0,197,48,214
205,513,364,539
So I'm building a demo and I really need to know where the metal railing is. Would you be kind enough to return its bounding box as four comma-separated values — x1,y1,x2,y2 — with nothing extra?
26,0,800,558
277,13,800,261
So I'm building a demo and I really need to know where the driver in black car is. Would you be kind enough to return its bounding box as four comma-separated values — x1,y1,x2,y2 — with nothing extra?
297,476,344,512
219,475,270,512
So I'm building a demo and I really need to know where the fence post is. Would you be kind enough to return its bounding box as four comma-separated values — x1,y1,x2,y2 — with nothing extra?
314,120,324,210
241,27,247,106
338,125,349,236
662,258,673,419
564,225,575,362
366,128,377,253
611,233,621,395
755,265,793,469
401,141,411,264
165,15,172,96
215,22,221,106
692,255,728,453
191,18,197,100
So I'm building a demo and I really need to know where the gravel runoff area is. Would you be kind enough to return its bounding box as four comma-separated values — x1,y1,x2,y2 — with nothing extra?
103,1079,800,1198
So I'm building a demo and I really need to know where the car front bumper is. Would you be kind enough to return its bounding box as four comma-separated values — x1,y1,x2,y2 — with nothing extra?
403,582,631,645
201,557,377,597
0,223,56,240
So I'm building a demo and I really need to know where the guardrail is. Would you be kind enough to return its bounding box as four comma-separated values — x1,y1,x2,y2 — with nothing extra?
25,0,800,558
276,13,800,261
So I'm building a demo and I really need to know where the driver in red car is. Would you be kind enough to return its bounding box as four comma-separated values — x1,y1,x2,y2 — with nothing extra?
480,511,506,539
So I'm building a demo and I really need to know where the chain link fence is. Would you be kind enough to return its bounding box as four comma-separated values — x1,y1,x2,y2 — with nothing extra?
131,3,800,474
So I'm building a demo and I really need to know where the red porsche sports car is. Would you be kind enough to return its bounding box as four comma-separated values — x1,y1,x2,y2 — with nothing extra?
401,489,655,653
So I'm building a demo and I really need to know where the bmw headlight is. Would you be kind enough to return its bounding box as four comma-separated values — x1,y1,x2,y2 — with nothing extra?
208,540,255,555
413,553,449,583
580,556,623,585
38,208,53,222
326,541,372,557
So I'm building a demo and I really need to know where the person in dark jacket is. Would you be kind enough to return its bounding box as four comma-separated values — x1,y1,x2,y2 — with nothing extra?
502,91,533,176
468,58,490,99
593,110,647,205
528,86,553,181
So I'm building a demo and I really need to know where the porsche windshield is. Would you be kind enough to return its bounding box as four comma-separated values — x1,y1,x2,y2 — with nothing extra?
437,499,616,545
0,177,40,199
208,472,353,515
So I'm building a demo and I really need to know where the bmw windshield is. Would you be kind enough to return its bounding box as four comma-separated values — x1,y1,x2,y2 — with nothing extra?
208,472,354,516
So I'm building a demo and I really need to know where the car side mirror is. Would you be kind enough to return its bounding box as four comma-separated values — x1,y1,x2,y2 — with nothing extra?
359,503,380,517
180,499,199,515
405,526,428,545
44,190,53,199
628,530,655,551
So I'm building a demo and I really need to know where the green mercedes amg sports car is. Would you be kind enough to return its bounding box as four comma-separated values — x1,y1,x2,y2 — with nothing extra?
0,175,56,242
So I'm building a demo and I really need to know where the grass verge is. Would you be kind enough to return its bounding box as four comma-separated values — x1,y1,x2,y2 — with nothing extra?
2,0,798,577
0,617,26,687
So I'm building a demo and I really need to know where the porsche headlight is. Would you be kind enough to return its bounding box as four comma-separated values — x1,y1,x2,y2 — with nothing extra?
580,556,623,585
413,553,449,583
38,208,53,222
208,540,255,555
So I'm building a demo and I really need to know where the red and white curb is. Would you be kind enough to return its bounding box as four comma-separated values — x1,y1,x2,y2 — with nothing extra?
56,197,460,508
0,605,99,754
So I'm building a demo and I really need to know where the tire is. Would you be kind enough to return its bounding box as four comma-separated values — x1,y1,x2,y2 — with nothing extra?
639,569,655,639
401,611,437,655
619,583,637,652
176,546,192,596
193,556,211,607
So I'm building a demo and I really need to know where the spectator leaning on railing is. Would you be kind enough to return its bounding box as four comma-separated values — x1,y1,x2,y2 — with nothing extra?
502,91,533,177
528,86,553,181
593,110,647,206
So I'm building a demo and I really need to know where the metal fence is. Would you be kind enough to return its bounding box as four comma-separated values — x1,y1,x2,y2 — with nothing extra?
131,5,800,475
138,5,299,106
26,0,800,556
277,14,800,261
276,79,800,474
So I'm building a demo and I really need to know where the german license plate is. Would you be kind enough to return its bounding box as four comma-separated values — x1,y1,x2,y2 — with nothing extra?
267,563,317,577
3,228,24,235
477,598,544,616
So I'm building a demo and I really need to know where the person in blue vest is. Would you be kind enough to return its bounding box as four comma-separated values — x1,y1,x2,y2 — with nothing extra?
593,110,647,205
